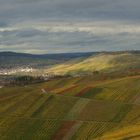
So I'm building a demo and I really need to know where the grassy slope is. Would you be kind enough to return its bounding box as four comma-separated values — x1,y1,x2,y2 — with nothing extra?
46,52,140,75
0,75,140,139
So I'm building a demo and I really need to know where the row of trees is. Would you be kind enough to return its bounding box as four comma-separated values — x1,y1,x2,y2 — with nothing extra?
1,75,45,86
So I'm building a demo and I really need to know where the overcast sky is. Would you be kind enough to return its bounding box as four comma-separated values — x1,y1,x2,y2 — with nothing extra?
0,0,140,54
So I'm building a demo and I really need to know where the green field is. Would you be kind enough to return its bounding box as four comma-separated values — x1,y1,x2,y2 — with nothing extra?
0,75,140,139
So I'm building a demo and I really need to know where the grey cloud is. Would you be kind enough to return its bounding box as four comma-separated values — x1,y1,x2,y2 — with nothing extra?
0,0,140,23
0,28,140,53
15,29,44,38
0,22,9,27
0,0,140,53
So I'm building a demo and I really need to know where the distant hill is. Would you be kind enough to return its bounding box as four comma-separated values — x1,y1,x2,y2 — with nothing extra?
1,51,140,77
46,51,140,75
0,51,95,69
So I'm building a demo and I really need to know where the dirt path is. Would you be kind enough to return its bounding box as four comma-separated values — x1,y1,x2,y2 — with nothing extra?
41,88,47,93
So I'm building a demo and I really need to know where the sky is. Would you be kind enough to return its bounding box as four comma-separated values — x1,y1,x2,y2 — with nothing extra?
0,0,140,54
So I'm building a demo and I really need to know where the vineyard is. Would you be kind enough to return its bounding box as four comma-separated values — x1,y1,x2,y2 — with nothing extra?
0,75,140,139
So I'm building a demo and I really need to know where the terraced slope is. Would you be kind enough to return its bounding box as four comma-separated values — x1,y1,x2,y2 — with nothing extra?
0,75,140,139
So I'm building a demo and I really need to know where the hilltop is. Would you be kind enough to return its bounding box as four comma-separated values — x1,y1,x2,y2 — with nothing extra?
46,51,140,76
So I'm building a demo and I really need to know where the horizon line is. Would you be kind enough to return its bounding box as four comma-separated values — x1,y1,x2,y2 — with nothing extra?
0,50,140,55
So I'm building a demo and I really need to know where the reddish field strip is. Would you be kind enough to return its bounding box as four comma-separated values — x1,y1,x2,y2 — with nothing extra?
52,121,76,140
57,85,78,94
0,94,20,101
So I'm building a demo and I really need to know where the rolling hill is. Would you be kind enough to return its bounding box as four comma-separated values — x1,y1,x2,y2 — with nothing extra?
0,51,140,139
0,75,140,140
0,51,139,77
46,51,140,76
